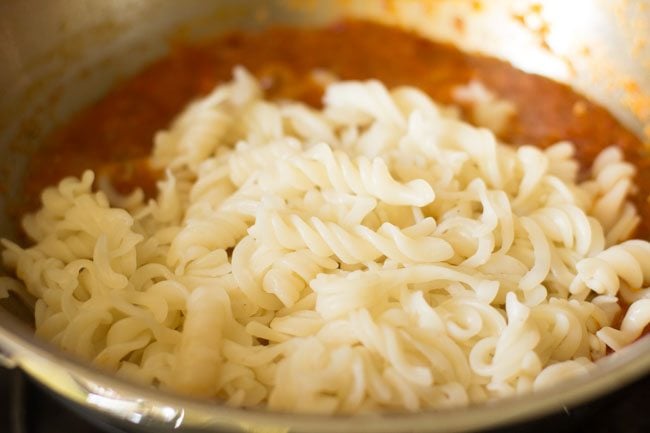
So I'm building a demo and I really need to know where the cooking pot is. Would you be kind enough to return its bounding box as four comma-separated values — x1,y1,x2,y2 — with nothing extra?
1,1,649,432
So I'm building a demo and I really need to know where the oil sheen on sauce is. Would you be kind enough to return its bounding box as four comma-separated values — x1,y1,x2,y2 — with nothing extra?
24,20,650,239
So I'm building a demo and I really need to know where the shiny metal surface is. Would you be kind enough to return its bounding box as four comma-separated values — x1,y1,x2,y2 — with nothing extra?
0,1,649,432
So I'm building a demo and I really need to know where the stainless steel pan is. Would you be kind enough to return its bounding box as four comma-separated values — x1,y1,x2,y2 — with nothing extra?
1,1,649,432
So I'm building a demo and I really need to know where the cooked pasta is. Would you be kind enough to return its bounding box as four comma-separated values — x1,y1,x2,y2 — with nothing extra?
2,67,650,413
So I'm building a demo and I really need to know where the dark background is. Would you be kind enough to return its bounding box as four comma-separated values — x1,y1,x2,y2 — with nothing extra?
1,366,649,433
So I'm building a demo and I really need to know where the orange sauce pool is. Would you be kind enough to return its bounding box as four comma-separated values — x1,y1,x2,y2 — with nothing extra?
24,19,649,239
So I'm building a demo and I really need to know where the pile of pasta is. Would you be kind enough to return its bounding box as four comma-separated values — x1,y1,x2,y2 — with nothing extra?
3,68,650,413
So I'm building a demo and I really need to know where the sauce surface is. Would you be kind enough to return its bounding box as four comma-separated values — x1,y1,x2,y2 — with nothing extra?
25,20,650,237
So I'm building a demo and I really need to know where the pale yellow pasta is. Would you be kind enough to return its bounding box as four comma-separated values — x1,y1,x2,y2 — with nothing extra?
2,67,649,414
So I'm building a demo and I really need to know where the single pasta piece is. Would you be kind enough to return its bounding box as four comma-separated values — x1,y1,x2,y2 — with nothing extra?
171,285,230,396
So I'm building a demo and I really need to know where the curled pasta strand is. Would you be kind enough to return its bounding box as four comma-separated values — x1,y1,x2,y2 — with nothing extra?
597,299,650,351
167,212,250,271
530,205,598,256
571,240,650,297
170,285,232,396
250,209,452,265
324,80,406,128
262,248,337,308
228,138,302,187
260,142,435,207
